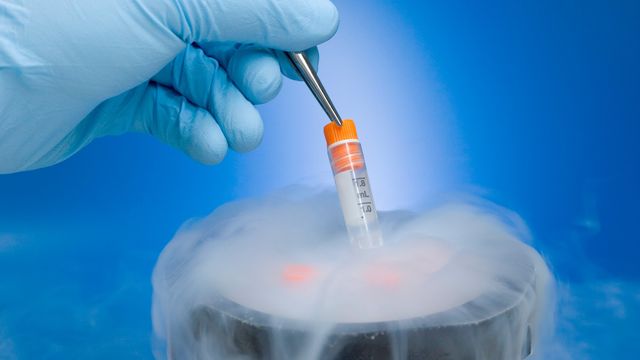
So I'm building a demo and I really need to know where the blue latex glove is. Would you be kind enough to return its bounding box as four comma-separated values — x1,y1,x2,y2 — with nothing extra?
0,0,339,173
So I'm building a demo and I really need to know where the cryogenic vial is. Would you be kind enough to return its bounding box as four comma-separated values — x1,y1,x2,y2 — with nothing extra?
324,119,383,249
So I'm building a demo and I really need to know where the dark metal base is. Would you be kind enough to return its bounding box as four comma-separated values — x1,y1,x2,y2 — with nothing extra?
184,293,533,360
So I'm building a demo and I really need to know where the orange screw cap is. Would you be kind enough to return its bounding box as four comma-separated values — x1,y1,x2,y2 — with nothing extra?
324,119,358,146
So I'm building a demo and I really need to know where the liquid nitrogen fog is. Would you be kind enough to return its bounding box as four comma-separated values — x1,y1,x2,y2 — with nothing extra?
151,189,552,360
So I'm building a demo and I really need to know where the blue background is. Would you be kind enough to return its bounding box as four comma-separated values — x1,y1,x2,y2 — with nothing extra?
1,0,638,358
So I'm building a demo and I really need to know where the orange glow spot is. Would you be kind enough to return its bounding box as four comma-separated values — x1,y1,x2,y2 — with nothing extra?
366,266,401,288
282,264,315,284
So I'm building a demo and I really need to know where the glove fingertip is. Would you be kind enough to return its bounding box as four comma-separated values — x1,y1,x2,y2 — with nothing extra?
279,47,320,81
278,0,340,50
224,105,264,153
184,108,229,165
311,1,340,45
229,48,283,104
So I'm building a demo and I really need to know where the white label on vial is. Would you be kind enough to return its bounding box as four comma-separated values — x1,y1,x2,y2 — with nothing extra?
334,170,376,226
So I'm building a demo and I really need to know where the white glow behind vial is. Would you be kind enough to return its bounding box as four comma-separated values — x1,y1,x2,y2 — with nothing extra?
325,120,383,249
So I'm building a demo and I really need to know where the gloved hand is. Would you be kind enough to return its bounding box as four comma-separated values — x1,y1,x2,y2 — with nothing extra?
0,0,339,173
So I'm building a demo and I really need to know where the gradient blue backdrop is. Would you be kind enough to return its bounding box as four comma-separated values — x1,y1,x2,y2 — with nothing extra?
1,0,638,358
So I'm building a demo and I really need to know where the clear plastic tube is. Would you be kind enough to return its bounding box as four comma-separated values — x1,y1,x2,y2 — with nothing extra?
325,120,383,249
